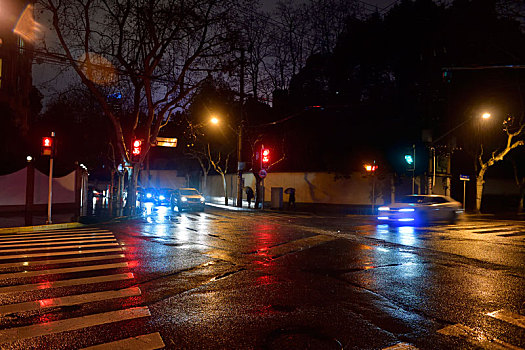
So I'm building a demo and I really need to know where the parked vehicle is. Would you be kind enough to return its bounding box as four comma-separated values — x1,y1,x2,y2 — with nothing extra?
171,188,205,211
377,195,463,225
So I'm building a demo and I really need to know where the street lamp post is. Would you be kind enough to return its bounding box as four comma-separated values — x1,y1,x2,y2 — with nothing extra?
209,116,244,207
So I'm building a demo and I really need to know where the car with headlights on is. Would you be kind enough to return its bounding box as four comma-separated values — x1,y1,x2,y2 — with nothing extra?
156,188,173,205
171,188,205,212
377,195,462,225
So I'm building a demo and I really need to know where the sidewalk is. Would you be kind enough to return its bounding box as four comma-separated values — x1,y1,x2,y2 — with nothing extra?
0,213,84,233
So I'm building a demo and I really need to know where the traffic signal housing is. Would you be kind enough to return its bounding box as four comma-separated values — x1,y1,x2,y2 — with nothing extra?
261,148,270,169
41,136,55,156
131,139,142,162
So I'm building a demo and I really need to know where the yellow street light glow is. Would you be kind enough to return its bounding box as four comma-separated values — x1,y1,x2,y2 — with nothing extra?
210,117,219,125
482,113,491,119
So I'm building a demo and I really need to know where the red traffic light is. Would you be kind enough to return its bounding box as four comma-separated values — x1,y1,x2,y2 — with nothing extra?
41,136,54,156
43,137,52,147
262,148,270,163
132,139,142,156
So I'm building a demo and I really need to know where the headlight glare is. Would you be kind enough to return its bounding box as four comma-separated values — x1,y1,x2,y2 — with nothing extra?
378,206,390,211
181,197,188,202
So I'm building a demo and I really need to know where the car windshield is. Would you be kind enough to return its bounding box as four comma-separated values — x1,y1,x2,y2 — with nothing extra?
400,196,447,204
180,189,199,196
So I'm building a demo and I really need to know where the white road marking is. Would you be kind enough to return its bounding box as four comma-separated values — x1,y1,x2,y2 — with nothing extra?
0,235,115,246
0,239,117,250
0,242,120,254
487,309,525,329
0,306,151,344
0,262,128,279
80,332,165,350
0,248,123,260
0,273,134,294
382,343,419,350
0,254,126,269
438,324,524,350
0,230,110,240
0,287,141,316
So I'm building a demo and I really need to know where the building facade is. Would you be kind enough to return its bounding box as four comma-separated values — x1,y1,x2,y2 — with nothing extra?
0,0,34,134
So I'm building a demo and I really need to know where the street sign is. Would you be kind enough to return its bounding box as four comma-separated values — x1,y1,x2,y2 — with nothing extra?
259,169,267,179
156,137,177,147
460,175,470,181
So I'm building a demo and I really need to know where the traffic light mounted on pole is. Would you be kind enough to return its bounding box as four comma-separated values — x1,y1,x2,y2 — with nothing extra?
41,136,55,157
261,148,270,169
131,139,142,162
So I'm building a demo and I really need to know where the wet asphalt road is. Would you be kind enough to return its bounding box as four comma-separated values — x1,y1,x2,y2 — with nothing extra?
0,205,523,349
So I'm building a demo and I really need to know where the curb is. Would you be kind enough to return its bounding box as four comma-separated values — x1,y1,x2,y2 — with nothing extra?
0,222,86,234
0,215,143,234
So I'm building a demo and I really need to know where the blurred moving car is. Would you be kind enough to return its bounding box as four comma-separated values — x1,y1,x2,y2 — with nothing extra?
377,195,463,225
140,187,158,203
156,188,173,205
171,188,205,211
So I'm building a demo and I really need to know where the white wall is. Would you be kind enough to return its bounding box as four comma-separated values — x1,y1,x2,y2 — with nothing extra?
204,172,387,205
0,168,27,206
34,170,76,204
139,170,187,189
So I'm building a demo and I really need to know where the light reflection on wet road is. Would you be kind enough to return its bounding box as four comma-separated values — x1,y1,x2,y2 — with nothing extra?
0,205,522,349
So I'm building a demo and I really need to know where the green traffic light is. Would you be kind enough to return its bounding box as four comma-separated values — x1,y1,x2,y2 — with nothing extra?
404,154,414,165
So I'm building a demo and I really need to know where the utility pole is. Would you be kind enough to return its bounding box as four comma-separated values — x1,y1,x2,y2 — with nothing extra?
236,48,245,207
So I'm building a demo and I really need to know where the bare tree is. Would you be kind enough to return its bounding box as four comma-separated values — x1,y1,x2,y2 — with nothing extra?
476,116,524,212
207,144,232,205
38,0,236,214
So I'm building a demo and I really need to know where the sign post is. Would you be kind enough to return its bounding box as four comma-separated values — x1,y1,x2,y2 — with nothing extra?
459,175,470,210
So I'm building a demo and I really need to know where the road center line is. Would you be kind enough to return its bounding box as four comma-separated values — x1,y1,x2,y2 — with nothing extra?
0,306,151,344
0,262,129,279
0,273,134,294
80,332,165,350
487,309,525,329
0,254,126,269
0,248,123,260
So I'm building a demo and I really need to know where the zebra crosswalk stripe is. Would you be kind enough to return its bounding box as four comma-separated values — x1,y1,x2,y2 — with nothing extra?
0,247,124,260
0,273,134,294
0,287,141,316
80,332,165,350
0,253,126,269
0,262,128,279
0,306,151,344
487,309,525,329
0,236,116,247
0,242,120,254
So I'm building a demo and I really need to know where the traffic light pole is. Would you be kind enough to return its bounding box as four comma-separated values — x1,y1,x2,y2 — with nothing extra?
46,132,55,224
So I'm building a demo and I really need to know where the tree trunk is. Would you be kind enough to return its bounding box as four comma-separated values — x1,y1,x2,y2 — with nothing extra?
202,173,208,196
221,173,228,205
125,164,139,216
518,182,524,213
475,166,487,213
